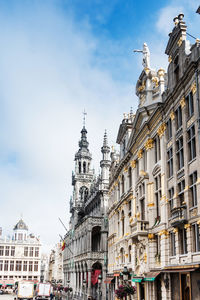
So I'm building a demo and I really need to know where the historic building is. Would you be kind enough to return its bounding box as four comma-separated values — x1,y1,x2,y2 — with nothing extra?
63,123,111,299
107,14,200,300
0,219,41,287
47,243,63,284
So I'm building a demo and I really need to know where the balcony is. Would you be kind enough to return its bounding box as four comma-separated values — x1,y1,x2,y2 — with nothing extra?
130,220,149,238
170,205,187,227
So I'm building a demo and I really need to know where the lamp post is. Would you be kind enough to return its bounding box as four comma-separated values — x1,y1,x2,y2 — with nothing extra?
67,280,70,300
122,266,129,283
83,279,86,300
98,274,102,300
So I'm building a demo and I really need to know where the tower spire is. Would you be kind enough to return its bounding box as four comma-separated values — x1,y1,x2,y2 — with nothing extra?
83,109,87,128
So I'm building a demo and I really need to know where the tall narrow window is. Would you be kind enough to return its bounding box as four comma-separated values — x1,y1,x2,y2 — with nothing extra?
188,125,196,161
29,261,33,272
121,175,125,194
5,246,9,256
186,91,194,118
24,247,28,257
167,118,172,140
192,223,200,252
0,261,2,271
118,183,120,201
170,232,176,256
180,228,187,254
155,174,161,218
0,246,4,256
128,200,132,217
128,245,132,263
34,262,38,272
176,137,184,170
23,261,27,271
174,55,179,83
168,187,174,212
154,136,161,163
121,211,125,236
35,247,39,257
4,260,9,271
79,162,81,173
11,247,15,256
83,161,86,173
178,180,185,206
128,167,132,189
176,106,182,129
167,148,173,178
10,261,14,271
190,171,197,207
29,247,34,257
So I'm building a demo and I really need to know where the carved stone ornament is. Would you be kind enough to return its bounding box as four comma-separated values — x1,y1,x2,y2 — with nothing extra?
138,149,143,159
170,111,175,121
130,160,136,168
144,138,154,150
157,123,166,138
124,166,128,173
177,36,183,47
173,228,178,233
191,82,197,95
158,68,165,77
180,96,186,108
148,233,154,239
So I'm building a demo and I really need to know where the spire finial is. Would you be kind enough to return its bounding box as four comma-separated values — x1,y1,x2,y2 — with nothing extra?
83,109,87,127
103,129,108,146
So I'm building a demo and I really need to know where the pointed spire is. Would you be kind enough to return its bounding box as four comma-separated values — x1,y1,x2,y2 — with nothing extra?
103,130,108,147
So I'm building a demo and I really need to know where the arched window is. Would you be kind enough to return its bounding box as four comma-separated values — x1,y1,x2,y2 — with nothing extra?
128,167,132,189
121,175,125,194
128,245,132,263
79,162,81,173
79,186,89,202
121,210,125,236
83,161,86,173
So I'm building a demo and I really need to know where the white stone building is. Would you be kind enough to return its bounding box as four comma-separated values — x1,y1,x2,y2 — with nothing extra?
0,219,41,287
47,243,63,284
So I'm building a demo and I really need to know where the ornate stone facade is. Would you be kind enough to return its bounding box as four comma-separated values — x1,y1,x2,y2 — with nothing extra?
107,14,200,300
63,126,110,299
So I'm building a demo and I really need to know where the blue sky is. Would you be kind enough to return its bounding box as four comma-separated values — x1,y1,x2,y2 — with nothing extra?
0,0,199,251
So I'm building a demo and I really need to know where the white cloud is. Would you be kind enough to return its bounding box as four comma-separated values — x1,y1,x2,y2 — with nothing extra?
0,1,135,251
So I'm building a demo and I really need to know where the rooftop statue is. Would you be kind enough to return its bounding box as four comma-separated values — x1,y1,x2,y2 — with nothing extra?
133,43,150,69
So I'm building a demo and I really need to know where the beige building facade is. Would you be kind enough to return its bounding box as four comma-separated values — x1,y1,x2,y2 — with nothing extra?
107,14,200,300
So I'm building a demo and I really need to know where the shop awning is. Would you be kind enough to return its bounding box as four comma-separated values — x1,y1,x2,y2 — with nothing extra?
104,277,114,284
114,273,120,277
164,264,200,273
132,277,143,282
0,280,14,286
143,272,161,281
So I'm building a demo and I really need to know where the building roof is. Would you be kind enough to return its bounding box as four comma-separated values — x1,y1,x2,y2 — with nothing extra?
13,219,28,231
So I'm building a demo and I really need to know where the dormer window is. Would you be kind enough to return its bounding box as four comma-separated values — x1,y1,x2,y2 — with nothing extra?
174,55,179,84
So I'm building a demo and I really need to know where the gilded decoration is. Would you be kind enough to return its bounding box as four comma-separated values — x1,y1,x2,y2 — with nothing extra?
180,96,186,108
152,77,159,87
138,149,143,159
168,55,172,63
158,68,165,77
140,170,147,176
173,228,178,233
191,82,197,94
197,220,200,226
158,230,169,237
148,233,154,239
157,123,166,138
184,185,190,192
177,36,183,47
184,224,191,231
138,83,145,93
144,138,154,150
147,202,154,207
144,253,147,263
124,166,128,173
130,160,136,168
144,67,150,75
170,111,175,121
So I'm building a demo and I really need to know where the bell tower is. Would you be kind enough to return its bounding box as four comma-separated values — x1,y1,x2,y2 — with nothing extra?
71,113,94,226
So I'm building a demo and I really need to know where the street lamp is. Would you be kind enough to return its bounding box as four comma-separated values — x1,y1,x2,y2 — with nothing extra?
67,280,70,300
83,279,86,300
98,274,102,300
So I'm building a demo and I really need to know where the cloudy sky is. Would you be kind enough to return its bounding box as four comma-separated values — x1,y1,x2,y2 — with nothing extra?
0,0,199,252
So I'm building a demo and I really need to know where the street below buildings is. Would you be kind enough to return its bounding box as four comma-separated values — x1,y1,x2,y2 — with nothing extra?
0,295,16,300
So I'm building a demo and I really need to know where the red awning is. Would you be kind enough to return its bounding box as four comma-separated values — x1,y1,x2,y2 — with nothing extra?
104,277,114,284
114,273,120,277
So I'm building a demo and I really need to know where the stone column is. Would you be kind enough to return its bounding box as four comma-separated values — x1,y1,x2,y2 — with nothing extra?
88,231,92,252
87,269,92,297
102,267,107,300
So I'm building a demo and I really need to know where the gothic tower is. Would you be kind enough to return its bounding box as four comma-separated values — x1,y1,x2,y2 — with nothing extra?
100,130,110,191
70,121,94,227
